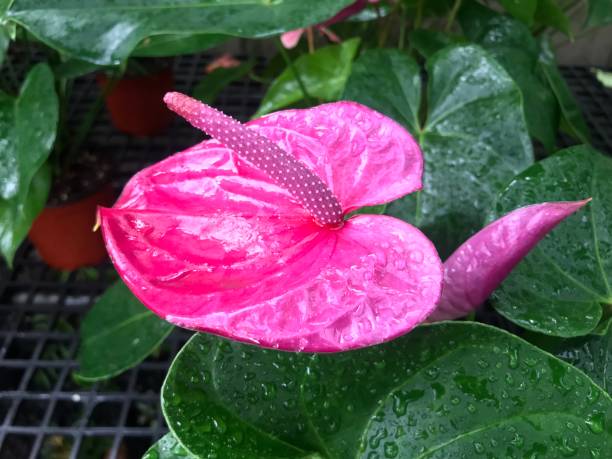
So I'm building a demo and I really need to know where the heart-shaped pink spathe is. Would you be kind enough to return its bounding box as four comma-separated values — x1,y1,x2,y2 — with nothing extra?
100,96,443,352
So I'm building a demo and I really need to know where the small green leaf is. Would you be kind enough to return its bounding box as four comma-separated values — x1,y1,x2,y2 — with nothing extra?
6,0,354,65
538,37,590,144
254,38,360,117
75,280,173,382
132,33,228,58
535,0,572,36
161,322,612,458
192,60,254,105
528,320,611,394
144,433,196,459
345,46,533,257
595,69,612,88
498,0,537,25
0,63,58,266
587,0,612,28
491,145,612,337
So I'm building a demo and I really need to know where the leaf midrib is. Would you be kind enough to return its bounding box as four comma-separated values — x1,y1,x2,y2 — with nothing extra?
81,311,152,345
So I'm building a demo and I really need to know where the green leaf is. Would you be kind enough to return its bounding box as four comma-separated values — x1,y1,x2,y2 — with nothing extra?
75,280,173,382
459,11,559,152
144,433,196,459
538,37,590,144
0,27,9,68
0,63,58,266
254,38,360,118
528,320,611,394
132,33,228,58
535,0,572,36
162,322,612,458
587,0,612,27
491,145,612,337
6,0,354,65
409,29,461,60
192,60,254,106
345,46,533,257
498,0,537,25
595,69,612,88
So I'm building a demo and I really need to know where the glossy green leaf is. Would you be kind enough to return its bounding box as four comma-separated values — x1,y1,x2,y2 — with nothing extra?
192,60,254,105
144,433,196,459
75,280,173,382
0,27,8,68
0,63,58,266
491,145,612,337
535,0,572,36
162,322,612,458
528,320,611,394
587,0,612,27
6,0,353,65
538,37,590,144
345,46,533,257
459,11,559,152
254,38,360,118
409,29,460,59
132,33,228,58
498,0,537,25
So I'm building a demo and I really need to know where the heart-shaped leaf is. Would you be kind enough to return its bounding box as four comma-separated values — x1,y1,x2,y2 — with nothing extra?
6,0,354,65
344,45,533,257
459,5,559,152
162,322,612,458
0,63,58,266
528,320,611,395
491,145,612,337
254,38,360,117
75,280,173,382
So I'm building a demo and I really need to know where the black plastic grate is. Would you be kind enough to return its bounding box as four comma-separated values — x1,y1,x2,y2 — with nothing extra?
1,61,611,459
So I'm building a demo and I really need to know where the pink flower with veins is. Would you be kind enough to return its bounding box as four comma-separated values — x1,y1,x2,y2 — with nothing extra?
281,0,379,49
99,93,589,352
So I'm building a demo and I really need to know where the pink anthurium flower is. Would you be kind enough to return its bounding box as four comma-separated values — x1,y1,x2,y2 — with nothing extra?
428,199,590,322
100,93,588,352
100,94,443,352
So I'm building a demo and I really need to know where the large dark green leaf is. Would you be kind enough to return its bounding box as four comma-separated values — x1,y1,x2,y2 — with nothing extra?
528,320,611,394
0,63,58,266
535,0,571,36
75,280,173,382
144,433,196,459
498,0,537,25
132,33,228,58
345,46,533,257
459,9,559,152
409,29,462,60
162,322,612,458
254,38,360,117
491,145,612,337
6,0,354,65
192,60,254,106
538,37,590,144
587,0,612,27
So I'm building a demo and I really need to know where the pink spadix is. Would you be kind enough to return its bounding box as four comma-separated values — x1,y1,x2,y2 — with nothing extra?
429,199,591,321
164,92,344,227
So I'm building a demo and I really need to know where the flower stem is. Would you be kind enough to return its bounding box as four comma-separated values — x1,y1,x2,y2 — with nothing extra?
445,0,462,33
306,27,315,54
275,37,313,105
398,5,407,50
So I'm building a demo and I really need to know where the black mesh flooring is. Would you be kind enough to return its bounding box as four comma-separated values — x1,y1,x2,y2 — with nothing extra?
1,62,611,459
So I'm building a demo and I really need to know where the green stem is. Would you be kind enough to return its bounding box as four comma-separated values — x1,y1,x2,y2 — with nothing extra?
415,0,424,29
445,0,462,33
275,37,313,105
398,5,408,50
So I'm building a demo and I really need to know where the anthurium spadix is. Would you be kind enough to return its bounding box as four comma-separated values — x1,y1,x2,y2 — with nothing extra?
100,93,588,352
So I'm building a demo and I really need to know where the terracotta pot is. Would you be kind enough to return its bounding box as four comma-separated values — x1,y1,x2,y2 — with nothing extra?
29,185,115,271
98,67,174,136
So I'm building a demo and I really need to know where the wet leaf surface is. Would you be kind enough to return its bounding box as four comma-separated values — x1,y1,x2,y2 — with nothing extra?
491,146,612,336
162,322,612,458
345,45,533,257
143,433,196,459
76,280,173,382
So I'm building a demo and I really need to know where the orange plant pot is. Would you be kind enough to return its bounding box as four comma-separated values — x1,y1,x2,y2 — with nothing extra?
98,67,174,136
28,185,115,271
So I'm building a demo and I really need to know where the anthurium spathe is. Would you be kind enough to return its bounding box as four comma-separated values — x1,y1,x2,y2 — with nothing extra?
100,94,587,352
100,94,443,352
